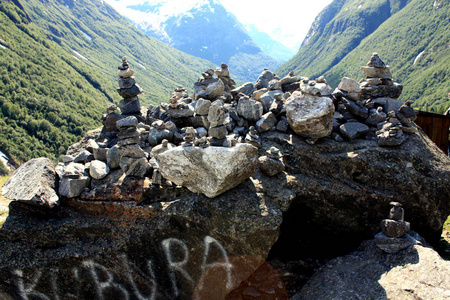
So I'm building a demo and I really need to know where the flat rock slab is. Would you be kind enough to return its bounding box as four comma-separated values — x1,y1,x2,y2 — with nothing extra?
1,158,58,207
294,233,450,300
157,144,259,198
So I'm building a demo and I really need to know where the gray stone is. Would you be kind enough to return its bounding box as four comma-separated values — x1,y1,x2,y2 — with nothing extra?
58,176,90,198
367,53,387,68
119,97,141,115
196,127,208,137
117,136,141,146
372,97,404,114
117,84,143,99
342,98,369,119
157,144,259,198
117,116,138,129
61,155,74,163
209,126,227,140
259,90,283,113
381,219,411,238
62,163,87,179
259,156,285,176
74,150,92,163
361,83,403,99
1,158,59,207
300,81,333,96
337,77,361,93
194,78,225,100
120,157,148,177
280,73,298,86
255,69,279,90
339,122,370,140
231,82,254,97
102,112,123,132
93,147,108,162
237,97,264,122
285,91,335,139
361,66,392,79
118,76,136,89
256,112,277,133
267,79,281,91
117,127,140,139
119,144,145,158
374,232,416,253
106,145,120,169
194,98,211,116
252,88,268,101
223,114,235,133
85,139,99,153
89,160,110,180
207,100,226,127
147,127,173,147
377,125,406,147
366,108,387,126
276,117,288,132
166,104,195,118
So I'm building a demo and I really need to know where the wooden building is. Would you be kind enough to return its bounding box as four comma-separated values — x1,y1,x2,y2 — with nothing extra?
415,111,450,155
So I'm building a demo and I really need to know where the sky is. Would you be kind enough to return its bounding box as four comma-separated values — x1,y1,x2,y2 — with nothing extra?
105,0,334,52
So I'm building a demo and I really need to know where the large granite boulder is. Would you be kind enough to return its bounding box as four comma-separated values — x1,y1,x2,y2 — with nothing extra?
156,144,259,198
1,158,58,208
293,233,450,300
285,91,335,139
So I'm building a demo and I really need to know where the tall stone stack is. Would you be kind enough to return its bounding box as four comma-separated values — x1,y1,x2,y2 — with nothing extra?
117,57,143,118
116,116,148,177
215,63,236,102
207,100,228,146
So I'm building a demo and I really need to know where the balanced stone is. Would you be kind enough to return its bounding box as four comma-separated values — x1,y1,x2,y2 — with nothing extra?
366,107,387,126
342,98,369,119
93,147,108,162
166,104,195,118
231,82,254,97
118,77,136,89
119,144,145,158
117,116,138,129
280,71,298,86
74,150,93,163
259,147,285,176
285,91,335,139
194,77,225,100
119,97,141,115
62,163,87,179
207,100,226,127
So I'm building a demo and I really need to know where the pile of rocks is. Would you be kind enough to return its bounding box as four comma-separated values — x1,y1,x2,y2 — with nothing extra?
58,54,421,199
332,53,417,145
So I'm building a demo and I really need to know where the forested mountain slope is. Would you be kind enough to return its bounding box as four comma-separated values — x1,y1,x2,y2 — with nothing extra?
0,0,213,163
277,0,450,112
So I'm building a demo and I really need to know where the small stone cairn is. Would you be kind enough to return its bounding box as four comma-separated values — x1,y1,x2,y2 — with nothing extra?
117,57,143,117
375,202,419,253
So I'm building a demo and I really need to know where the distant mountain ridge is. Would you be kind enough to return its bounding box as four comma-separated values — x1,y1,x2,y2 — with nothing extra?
114,0,284,82
277,0,450,112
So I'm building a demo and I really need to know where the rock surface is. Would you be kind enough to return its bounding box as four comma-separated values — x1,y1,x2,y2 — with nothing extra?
156,144,259,198
1,158,59,208
293,234,450,300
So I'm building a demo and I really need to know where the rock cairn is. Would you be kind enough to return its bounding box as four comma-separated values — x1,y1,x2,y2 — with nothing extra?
56,53,421,198
117,57,143,117
332,53,417,145
116,116,148,177
375,202,418,253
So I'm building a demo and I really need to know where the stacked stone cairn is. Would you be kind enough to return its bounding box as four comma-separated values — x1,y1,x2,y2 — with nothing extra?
332,53,417,145
117,57,144,118
374,202,421,254
58,53,421,198
116,116,149,177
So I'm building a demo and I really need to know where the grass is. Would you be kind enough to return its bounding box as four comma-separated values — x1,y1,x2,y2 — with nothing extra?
438,215,450,260
0,175,10,227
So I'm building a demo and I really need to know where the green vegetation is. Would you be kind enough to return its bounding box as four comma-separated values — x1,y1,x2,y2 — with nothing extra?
277,0,450,113
0,176,10,228
0,0,213,163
